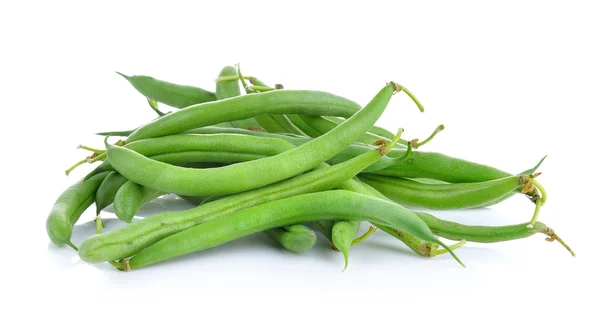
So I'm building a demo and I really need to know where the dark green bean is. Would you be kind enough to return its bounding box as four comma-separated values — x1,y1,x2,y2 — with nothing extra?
113,181,165,223
265,225,317,253
107,82,402,196
120,190,463,270
79,133,401,263
359,174,530,210
95,172,128,215
46,172,110,249
117,72,216,108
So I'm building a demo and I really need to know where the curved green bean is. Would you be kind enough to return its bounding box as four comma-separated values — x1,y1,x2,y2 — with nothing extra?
113,181,165,223
78,133,401,263
121,190,463,270
359,174,527,210
46,172,110,249
95,171,128,215
265,225,317,253
117,72,216,108
107,82,401,196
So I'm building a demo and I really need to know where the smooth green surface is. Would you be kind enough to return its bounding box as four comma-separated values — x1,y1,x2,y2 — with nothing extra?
118,72,216,108
95,172,128,215
113,181,165,223
79,145,389,263
265,225,317,253
108,83,397,196
359,174,523,210
46,172,110,246
126,89,361,142
126,191,462,269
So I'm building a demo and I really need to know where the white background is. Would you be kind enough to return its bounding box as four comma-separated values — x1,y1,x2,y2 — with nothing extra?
1,1,598,332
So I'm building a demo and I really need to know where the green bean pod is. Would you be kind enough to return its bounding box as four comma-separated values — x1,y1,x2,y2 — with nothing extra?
126,89,361,142
265,225,317,253
359,174,526,210
300,115,408,147
122,190,463,270
46,172,110,249
95,172,128,215
108,83,400,196
216,66,263,130
113,181,165,223
186,126,526,180
117,72,216,108
331,220,361,269
79,137,398,263
325,116,396,141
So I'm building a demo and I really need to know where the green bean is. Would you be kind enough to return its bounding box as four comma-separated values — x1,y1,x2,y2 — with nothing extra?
46,172,110,249
84,133,299,180
324,116,396,140
299,115,409,147
235,67,304,135
120,190,463,270
216,66,263,130
187,126,528,179
331,220,361,269
107,82,403,196
359,174,532,210
78,131,402,263
343,179,462,258
116,72,216,108
150,151,266,165
95,172,128,215
265,225,317,253
113,181,165,223
415,213,575,257
287,114,323,137
125,88,362,142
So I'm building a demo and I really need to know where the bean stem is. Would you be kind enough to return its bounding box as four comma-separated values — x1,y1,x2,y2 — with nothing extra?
247,85,274,92
215,75,255,83
543,227,576,257
95,216,103,234
65,157,90,176
351,226,377,246
431,239,467,257
396,84,425,112
147,98,166,117
77,145,105,154
411,124,445,148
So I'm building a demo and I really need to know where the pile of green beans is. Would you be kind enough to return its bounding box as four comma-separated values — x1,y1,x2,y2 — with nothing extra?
46,64,575,272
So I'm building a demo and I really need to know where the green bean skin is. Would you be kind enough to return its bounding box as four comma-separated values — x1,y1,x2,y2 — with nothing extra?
113,181,165,223
216,66,262,130
124,190,462,270
265,225,317,253
150,151,266,165
108,83,397,196
416,213,547,243
126,134,296,157
287,114,323,137
331,220,361,269
187,126,516,179
117,72,216,109
46,172,110,248
371,151,512,183
95,172,128,215
300,115,407,147
359,174,524,210
325,116,396,140
83,133,297,181
78,145,389,263
126,89,361,142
